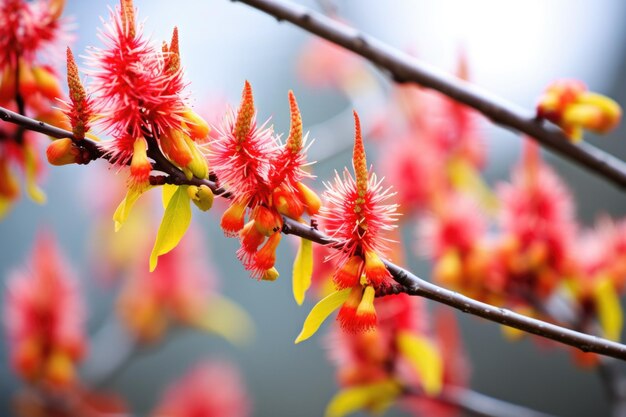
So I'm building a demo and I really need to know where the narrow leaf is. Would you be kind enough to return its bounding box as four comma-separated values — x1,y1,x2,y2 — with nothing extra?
295,288,351,344
293,237,313,305
325,380,400,417
193,295,255,346
24,146,46,204
113,187,147,232
397,331,443,396
594,277,623,341
162,183,178,208
149,185,191,272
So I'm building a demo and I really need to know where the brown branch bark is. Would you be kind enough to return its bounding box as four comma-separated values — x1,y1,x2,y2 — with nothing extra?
232,0,626,190
2,106,626,363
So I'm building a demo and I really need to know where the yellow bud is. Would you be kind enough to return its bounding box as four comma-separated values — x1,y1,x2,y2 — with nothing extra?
262,267,280,282
296,182,322,216
32,66,62,100
46,138,79,166
182,107,210,140
183,133,208,179
187,184,214,211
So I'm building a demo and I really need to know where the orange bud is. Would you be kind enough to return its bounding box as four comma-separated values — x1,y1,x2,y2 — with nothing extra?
338,285,377,333
355,285,377,327
161,127,193,167
252,206,283,236
49,0,66,20
46,138,79,166
273,186,304,219
182,107,210,140
32,66,62,100
221,200,248,236
296,182,321,216
364,250,390,286
254,232,282,271
44,350,75,388
334,255,363,289
129,137,151,189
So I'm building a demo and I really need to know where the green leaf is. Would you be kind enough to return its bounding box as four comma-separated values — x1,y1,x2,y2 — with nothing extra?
162,183,178,208
397,330,443,396
293,237,313,305
149,185,191,272
295,288,351,344
193,295,255,346
594,277,623,341
324,380,401,417
113,187,148,232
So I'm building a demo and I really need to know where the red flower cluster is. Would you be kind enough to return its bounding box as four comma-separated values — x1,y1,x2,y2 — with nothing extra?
210,81,320,279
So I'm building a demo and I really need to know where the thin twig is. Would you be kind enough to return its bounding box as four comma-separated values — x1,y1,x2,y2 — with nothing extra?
3,109,626,362
232,0,626,190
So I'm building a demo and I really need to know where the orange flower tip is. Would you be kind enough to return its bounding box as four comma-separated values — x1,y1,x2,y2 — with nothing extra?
296,182,321,216
333,256,363,289
161,128,193,167
273,188,305,219
338,286,377,333
49,0,66,20
120,0,136,38
286,91,303,153
262,267,280,282
129,138,151,181
32,66,62,100
182,108,210,140
221,201,248,237
252,206,283,236
187,184,214,211
240,220,266,251
364,251,390,286
234,80,255,143
352,110,368,193
47,139,79,166
254,232,282,271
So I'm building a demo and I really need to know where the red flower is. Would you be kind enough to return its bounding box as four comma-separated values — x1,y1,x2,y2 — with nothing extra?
153,361,251,417
4,232,86,388
321,111,398,332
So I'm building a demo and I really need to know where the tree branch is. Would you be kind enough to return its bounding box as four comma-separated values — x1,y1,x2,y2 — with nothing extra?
232,0,626,190
3,108,626,363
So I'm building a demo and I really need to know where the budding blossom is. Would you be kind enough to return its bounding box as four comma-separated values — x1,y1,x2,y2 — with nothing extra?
536,79,622,141
4,232,86,389
320,111,398,333
210,81,320,280
0,0,69,216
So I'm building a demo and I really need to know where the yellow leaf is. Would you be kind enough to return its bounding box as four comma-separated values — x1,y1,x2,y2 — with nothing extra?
448,158,498,214
593,277,623,341
113,187,148,232
295,288,351,344
193,295,255,346
325,380,401,417
162,183,178,208
0,197,9,219
293,237,313,305
397,331,443,396
149,185,192,272
24,145,46,204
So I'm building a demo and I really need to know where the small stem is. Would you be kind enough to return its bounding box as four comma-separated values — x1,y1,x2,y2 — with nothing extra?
233,0,626,190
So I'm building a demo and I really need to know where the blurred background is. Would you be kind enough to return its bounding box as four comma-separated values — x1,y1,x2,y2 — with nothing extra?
1,0,626,416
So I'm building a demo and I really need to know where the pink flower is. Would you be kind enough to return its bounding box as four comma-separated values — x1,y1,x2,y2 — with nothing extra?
153,361,251,417
4,232,86,388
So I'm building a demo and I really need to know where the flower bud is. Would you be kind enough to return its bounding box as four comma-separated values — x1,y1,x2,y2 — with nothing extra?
221,200,248,236
296,181,321,216
46,138,80,166
182,107,210,140
262,267,280,282
32,66,62,100
252,206,283,236
273,186,304,219
187,184,214,211
333,256,363,289
254,232,282,271
364,250,390,286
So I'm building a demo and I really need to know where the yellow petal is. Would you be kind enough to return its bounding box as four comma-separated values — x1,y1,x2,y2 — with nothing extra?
295,288,351,344
193,295,255,346
161,183,178,208
593,277,623,341
149,185,192,272
293,237,313,305
397,331,443,396
113,187,148,232
324,380,401,417
24,145,46,204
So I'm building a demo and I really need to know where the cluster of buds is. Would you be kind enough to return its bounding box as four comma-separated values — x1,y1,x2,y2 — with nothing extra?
536,79,622,142
210,81,320,280
320,112,398,332
0,0,69,216
3,233,86,389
